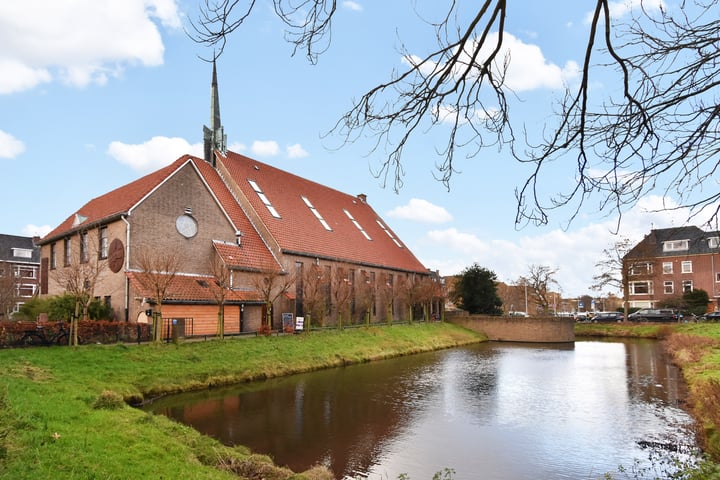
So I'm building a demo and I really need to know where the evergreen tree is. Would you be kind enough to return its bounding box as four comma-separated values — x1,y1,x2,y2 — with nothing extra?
451,263,503,315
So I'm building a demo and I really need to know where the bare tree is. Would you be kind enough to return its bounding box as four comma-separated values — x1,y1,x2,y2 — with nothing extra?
207,253,232,339
192,1,720,227
0,263,18,319
133,246,182,343
301,262,329,328
376,272,395,325
251,266,296,331
52,231,108,346
355,270,375,325
592,237,635,318
330,265,353,328
526,265,560,315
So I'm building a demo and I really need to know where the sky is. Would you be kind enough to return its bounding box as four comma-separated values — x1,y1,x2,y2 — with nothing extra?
0,0,707,299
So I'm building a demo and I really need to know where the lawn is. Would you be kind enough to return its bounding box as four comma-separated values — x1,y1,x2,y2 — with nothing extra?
0,323,484,479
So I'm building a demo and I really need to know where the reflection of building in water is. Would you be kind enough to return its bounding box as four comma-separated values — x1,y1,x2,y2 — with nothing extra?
625,340,687,406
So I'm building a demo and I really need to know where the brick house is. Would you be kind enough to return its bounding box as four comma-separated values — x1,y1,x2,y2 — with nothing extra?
623,226,720,311
0,234,41,318
37,63,433,336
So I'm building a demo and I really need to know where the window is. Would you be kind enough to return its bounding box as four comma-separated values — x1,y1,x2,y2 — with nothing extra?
301,196,332,231
682,280,693,292
630,281,653,295
99,227,108,259
664,281,674,294
11,248,32,259
80,231,89,263
716,272,720,283
709,237,720,248
50,243,57,269
344,209,372,240
16,284,36,298
663,239,689,252
14,266,37,279
64,238,71,266
681,261,693,273
663,262,673,274
376,220,403,248
629,262,653,276
248,179,281,218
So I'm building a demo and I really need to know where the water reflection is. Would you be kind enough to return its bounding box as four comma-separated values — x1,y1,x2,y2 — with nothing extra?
146,340,696,479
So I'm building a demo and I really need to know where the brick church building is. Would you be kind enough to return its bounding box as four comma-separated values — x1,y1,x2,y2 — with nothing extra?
37,63,436,336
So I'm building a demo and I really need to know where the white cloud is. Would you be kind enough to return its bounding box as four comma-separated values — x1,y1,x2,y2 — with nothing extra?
23,224,53,237
251,140,280,157
419,195,698,297
403,32,579,94
342,1,363,12
286,143,309,158
388,199,453,223
0,0,181,93
0,130,25,158
484,33,580,91
584,0,665,24
107,136,202,172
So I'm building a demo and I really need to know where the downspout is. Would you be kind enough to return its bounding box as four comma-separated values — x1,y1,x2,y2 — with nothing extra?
122,215,131,322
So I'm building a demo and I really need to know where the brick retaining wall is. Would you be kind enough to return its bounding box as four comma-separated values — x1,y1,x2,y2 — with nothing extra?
446,313,575,343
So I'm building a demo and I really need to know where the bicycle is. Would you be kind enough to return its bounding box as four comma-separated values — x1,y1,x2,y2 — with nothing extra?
20,322,79,347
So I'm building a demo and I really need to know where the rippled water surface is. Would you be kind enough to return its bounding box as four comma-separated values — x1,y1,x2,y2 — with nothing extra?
146,340,697,479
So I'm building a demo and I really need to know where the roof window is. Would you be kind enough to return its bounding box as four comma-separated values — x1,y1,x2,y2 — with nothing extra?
248,179,281,218
302,196,332,231
376,220,403,248
344,209,371,240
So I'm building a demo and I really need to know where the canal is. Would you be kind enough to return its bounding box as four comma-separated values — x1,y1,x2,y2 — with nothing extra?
145,340,698,479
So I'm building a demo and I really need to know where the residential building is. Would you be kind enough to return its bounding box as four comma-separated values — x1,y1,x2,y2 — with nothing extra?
37,62,433,336
0,234,41,318
623,226,720,311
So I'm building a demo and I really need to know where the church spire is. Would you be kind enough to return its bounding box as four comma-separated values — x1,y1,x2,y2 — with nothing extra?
203,58,227,167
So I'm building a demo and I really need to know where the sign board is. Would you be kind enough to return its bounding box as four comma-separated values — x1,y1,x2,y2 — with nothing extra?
282,312,294,330
295,316,304,331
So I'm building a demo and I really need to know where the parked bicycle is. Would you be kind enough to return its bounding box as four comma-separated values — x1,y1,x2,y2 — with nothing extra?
19,322,80,347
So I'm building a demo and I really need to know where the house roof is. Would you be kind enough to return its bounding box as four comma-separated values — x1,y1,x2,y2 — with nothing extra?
0,234,41,264
626,226,720,258
127,271,262,304
40,149,427,275
219,150,427,274
40,155,282,273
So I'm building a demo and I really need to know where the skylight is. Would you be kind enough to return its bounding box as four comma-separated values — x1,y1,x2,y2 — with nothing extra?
248,179,281,218
376,220,403,248
344,209,371,240
302,196,332,231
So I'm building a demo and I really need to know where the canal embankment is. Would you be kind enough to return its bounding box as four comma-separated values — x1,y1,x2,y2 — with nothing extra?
0,322,484,479
2,321,719,479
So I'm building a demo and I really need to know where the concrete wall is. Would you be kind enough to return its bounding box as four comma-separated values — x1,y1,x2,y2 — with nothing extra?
446,313,575,343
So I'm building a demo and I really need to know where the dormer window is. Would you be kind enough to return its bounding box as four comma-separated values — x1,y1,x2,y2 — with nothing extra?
248,179,281,218
11,248,32,259
302,196,332,231
709,237,720,248
663,239,689,252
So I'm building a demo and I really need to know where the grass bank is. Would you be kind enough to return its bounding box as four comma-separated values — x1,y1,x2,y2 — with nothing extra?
577,321,720,463
0,322,484,480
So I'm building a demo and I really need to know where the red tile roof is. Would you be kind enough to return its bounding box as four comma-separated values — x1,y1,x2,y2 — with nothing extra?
40,155,282,274
41,150,427,275
127,271,262,304
219,151,427,274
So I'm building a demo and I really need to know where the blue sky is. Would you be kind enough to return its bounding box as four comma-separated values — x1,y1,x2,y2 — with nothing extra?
0,0,699,298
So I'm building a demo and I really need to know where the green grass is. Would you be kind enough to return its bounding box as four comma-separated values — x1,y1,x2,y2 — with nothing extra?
0,323,484,479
